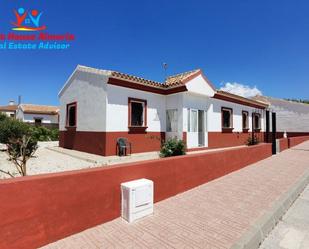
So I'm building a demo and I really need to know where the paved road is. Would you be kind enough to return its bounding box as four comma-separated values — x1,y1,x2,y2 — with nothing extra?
260,184,309,249
42,142,309,249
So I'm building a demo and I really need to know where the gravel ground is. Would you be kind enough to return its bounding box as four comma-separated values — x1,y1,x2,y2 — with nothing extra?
0,142,98,179
0,141,159,179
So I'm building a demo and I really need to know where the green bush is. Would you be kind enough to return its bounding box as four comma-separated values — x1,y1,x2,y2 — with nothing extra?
0,114,59,143
49,128,59,141
160,138,186,157
246,135,259,146
0,118,31,144
0,113,8,122
30,126,59,141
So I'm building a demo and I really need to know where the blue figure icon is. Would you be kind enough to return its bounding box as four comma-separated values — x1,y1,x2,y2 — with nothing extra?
29,9,43,27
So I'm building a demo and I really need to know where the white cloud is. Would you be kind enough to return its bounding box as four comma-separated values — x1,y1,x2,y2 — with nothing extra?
220,82,262,98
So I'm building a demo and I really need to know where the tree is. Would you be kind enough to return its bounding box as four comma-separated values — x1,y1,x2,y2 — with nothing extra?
0,117,38,177
1,136,38,177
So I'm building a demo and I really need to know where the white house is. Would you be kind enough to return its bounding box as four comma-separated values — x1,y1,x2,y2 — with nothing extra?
58,65,268,156
16,104,59,128
0,101,18,118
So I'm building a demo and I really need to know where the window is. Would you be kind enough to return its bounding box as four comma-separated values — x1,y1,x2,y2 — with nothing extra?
221,107,233,129
188,109,198,132
166,109,178,132
66,102,77,127
128,98,147,127
252,113,261,130
10,114,14,118
34,118,42,126
242,111,249,130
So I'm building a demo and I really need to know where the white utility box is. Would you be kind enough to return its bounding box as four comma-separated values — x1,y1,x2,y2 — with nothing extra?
121,178,154,223
276,139,280,154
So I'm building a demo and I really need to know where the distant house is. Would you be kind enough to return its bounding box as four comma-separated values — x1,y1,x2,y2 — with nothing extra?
253,95,309,137
58,65,268,156
0,101,18,118
16,104,59,128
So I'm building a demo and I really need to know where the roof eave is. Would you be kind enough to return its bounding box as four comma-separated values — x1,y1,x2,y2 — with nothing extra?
214,91,268,109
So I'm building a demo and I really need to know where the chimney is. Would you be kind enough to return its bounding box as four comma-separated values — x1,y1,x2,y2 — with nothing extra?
9,100,15,106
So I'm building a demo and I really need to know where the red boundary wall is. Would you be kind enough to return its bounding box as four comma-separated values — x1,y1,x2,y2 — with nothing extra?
0,143,272,249
276,132,309,139
278,136,309,152
279,138,289,152
288,136,309,148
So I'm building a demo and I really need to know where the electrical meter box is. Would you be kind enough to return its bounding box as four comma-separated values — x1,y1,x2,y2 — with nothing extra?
121,178,154,223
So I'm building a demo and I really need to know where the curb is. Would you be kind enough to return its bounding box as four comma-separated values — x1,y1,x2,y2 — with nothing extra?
230,169,309,249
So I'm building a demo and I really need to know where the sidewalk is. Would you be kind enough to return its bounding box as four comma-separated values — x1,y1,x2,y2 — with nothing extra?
42,142,309,249
260,184,309,249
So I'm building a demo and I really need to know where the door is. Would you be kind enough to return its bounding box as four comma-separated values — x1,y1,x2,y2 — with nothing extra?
187,109,198,148
187,109,208,148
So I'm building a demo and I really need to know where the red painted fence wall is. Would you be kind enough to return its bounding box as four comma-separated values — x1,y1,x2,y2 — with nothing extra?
288,135,309,148
279,138,289,152
0,144,272,249
276,136,309,152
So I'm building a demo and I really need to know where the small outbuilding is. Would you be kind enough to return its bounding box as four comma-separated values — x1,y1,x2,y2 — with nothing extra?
16,104,59,128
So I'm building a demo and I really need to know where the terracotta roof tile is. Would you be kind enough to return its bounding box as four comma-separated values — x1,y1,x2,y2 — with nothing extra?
79,65,203,89
20,104,59,115
0,105,18,112
78,65,266,108
111,71,165,89
110,69,203,89
165,69,201,87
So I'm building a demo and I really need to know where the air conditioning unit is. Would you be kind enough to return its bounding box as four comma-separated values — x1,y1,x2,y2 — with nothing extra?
121,178,154,223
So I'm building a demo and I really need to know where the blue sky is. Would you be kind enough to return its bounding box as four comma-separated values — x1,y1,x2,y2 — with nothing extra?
0,0,308,106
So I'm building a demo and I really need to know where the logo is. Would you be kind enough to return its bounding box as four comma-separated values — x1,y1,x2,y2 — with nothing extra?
12,7,46,31
1,6,75,50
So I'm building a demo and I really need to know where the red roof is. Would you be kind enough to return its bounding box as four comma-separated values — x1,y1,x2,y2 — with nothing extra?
0,105,18,112
20,104,59,115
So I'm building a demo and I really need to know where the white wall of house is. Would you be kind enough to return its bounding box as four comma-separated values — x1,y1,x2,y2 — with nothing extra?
182,93,210,131
208,98,265,132
106,84,166,132
274,109,309,132
16,109,58,124
185,74,215,97
59,67,266,150
267,99,308,132
1,111,15,117
59,68,108,131
181,93,265,148
22,113,58,123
